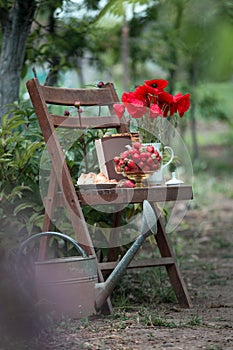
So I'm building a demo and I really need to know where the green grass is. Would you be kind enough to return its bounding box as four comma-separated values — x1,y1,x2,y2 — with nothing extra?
185,314,203,326
108,306,205,329
206,273,227,286
112,267,176,308
212,235,232,249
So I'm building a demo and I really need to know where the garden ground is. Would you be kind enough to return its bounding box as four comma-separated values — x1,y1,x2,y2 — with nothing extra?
39,180,233,350
1,137,233,350
38,142,233,350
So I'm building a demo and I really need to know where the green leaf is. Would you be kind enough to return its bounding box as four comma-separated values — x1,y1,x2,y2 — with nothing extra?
13,203,34,215
94,0,125,22
10,185,32,198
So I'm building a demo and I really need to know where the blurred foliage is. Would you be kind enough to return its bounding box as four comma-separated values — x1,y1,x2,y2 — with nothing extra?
206,21,233,81
198,94,230,124
0,104,45,254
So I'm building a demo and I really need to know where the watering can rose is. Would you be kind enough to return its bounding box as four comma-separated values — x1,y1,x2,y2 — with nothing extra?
114,141,162,173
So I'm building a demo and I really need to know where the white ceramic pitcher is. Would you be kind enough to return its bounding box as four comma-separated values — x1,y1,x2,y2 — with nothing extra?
143,143,174,185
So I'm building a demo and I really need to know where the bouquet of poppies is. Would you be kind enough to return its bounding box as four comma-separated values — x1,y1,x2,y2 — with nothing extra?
113,79,190,143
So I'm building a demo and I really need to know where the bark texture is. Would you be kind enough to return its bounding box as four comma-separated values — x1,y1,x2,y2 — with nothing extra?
0,0,37,119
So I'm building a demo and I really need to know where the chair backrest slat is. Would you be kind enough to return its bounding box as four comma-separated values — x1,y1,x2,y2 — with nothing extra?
40,84,119,106
26,78,128,133
50,114,121,129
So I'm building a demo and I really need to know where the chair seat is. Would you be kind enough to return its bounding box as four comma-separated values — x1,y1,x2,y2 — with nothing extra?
52,185,193,206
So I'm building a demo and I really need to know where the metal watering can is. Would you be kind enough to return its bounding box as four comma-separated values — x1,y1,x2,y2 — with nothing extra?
18,200,157,319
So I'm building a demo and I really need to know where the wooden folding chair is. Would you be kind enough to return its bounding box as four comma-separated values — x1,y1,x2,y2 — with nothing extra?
26,78,193,313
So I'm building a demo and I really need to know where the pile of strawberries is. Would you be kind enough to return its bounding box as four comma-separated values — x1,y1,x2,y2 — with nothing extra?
114,142,162,174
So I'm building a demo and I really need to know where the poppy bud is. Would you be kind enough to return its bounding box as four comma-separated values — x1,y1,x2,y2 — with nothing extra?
74,100,81,107
97,81,104,88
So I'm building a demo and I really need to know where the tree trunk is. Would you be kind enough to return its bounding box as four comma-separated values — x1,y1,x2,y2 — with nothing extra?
77,56,85,87
0,0,37,120
190,101,199,158
43,3,60,87
167,1,183,94
121,19,130,91
189,59,199,159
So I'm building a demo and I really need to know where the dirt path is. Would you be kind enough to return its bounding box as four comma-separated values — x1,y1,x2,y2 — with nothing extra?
1,172,232,350
37,189,233,350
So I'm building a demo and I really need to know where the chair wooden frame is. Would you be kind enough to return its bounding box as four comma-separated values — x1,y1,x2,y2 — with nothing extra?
26,78,193,313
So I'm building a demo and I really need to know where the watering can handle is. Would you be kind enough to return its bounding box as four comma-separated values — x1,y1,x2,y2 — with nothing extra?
162,146,174,170
18,231,88,259
15,232,87,304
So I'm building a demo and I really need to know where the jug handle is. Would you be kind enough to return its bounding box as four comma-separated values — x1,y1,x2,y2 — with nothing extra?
162,146,174,170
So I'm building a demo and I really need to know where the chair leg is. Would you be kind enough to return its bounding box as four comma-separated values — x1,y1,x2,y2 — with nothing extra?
108,210,123,262
152,203,192,308
38,169,59,260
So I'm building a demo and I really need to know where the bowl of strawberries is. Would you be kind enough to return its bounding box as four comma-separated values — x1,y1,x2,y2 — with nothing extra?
113,141,162,187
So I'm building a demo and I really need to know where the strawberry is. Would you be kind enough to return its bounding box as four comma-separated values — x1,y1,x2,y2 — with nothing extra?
132,153,141,162
127,160,138,170
133,141,142,150
146,145,155,153
142,165,151,172
124,180,135,188
116,165,121,172
138,161,144,170
146,157,154,166
152,163,160,171
128,149,135,155
117,179,135,188
113,156,120,164
119,159,125,166
140,152,150,160
121,150,130,159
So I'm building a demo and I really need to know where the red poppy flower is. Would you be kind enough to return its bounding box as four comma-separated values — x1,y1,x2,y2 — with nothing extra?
157,91,174,104
156,91,173,117
133,84,156,106
122,91,147,118
122,91,135,103
144,79,168,91
113,103,125,119
168,102,177,117
116,80,190,122
126,99,146,118
174,93,190,117
149,104,163,118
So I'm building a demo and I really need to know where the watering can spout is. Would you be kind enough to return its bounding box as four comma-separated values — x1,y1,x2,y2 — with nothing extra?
95,200,157,312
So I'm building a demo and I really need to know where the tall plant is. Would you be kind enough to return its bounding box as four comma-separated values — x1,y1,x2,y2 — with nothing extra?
0,104,45,254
